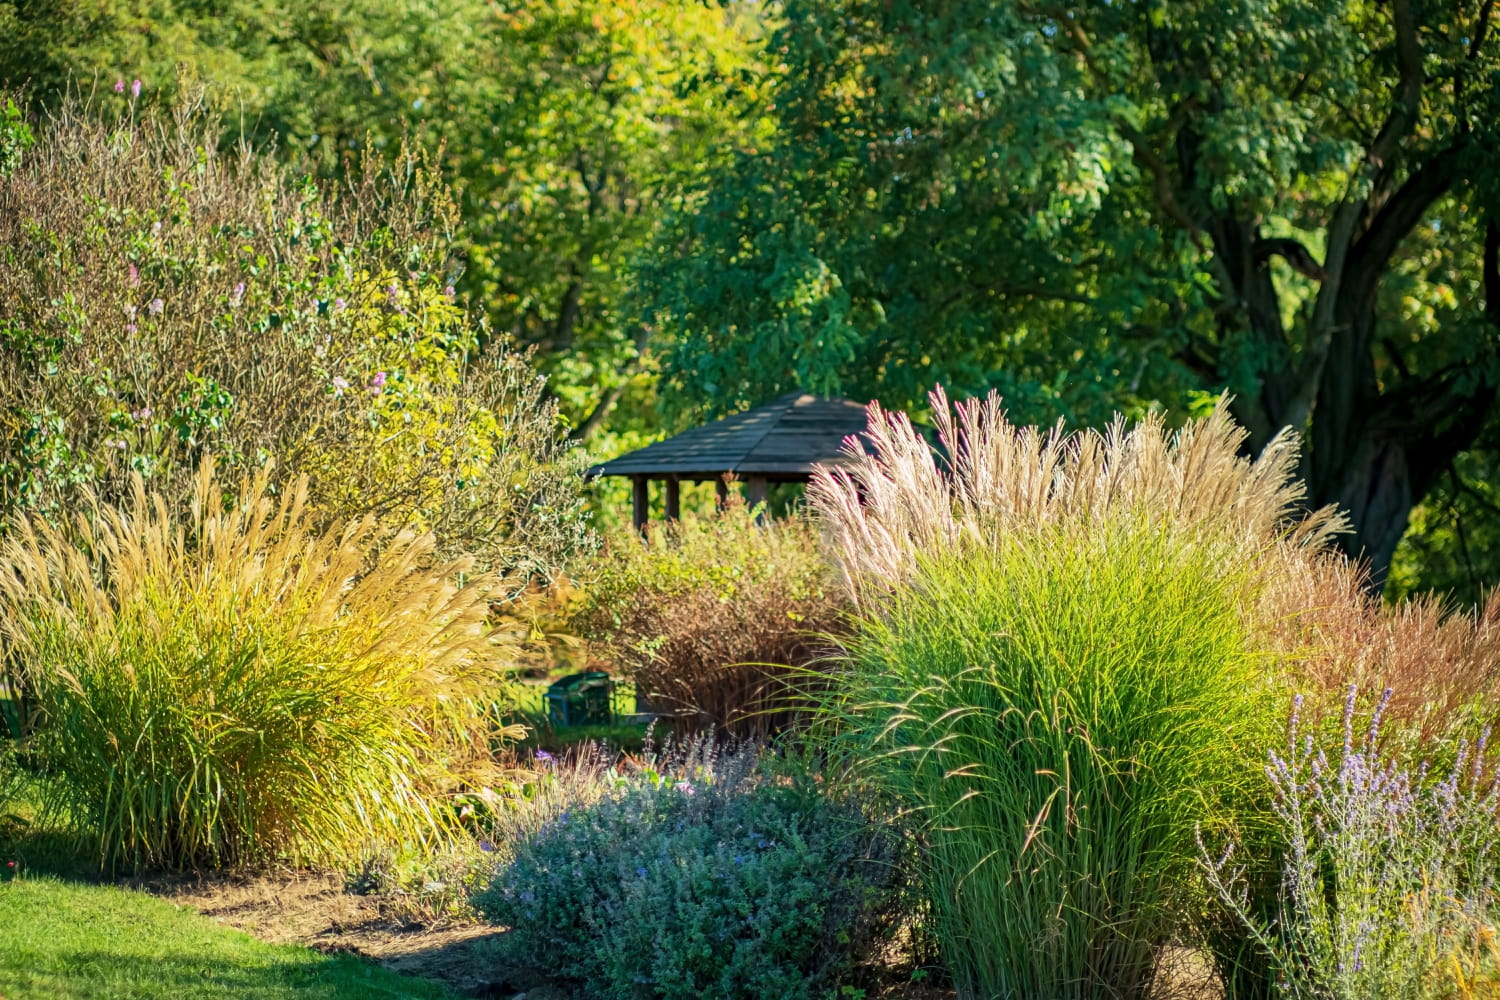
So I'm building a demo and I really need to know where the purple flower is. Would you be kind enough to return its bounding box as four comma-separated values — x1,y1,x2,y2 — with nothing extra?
147,298,164,316
131,407,152,422
443,285,455,299
229,282,245,307
125,323,138,335
386,284,402,310
130,79,141,99
368,371,387,394
333,297,347,313
478,840,496,853
113,79,126,94
535,750,554,763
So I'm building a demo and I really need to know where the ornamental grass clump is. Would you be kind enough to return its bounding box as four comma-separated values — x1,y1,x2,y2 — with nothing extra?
1202,688,1500,1000
807,390,1343,1000
0,461,524,871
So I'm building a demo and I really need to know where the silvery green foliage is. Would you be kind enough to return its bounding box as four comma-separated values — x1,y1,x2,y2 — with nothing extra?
473,738,900,1000
1203,688,1500,1000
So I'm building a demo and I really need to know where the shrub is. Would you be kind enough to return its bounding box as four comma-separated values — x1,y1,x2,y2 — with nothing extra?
573,499,844,738
472,738,901,1000
806,390,1342,1000
0,461,526,871
0,94,588,577
1202,688,1500,1000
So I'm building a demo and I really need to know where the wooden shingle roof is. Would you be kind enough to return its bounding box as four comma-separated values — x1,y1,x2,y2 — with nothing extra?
587,392,870,479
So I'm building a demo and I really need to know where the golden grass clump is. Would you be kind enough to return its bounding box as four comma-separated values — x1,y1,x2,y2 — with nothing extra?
0,460,524,871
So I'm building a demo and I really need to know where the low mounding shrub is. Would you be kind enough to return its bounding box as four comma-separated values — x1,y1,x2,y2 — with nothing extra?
0,461,525,871
1202,688,1500,1000
807,390,1343,1000
472,739,900,1000
573,500,844,737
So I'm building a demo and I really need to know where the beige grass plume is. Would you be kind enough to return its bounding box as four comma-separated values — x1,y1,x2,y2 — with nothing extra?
808,387,1348,601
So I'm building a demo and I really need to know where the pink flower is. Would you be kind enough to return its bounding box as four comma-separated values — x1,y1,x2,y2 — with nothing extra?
443,285,455,299
147,298,164,316
333,297,347,313
131,79,142,99
368,371,387,394
330,376,350,397
131,407,152,421
127,264,139,287
114,80,126,94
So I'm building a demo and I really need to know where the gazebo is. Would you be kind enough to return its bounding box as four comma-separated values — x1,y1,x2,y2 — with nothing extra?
587,392,870,530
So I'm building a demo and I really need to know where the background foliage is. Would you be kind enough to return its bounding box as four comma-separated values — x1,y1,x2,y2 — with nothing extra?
5,0,1499,595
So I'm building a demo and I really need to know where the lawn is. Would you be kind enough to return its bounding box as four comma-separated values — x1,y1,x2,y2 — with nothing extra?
0,877,454,1000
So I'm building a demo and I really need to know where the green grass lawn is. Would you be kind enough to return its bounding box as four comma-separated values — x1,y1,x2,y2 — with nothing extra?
0,876,454,1000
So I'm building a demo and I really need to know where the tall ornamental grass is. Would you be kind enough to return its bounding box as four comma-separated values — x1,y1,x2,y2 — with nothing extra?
0,461,524,871
807,390,1342,1000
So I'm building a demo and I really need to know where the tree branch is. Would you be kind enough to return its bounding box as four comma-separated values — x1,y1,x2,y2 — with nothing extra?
1254,238,1327,280
570,323,652,443
1284,0,1427,434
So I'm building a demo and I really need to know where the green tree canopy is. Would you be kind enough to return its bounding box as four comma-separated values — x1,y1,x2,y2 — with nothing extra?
641,0,1500,584
0,0,768,442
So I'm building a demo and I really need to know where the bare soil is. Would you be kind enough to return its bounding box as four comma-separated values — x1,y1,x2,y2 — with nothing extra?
126,873,1217,1000
130,872,539,998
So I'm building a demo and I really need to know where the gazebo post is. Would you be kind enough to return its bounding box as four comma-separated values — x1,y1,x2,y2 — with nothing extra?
743,476,767,509
664,476,681,521
631,475,649,534
715,477,729,510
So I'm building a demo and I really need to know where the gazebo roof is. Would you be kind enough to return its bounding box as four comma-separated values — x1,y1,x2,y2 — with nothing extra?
587,392,870,480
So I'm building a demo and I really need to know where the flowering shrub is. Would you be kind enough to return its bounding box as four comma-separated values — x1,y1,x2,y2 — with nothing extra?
573,500,844,737
0,94,588,577
1202,687,1500,1000
472,739,901,1000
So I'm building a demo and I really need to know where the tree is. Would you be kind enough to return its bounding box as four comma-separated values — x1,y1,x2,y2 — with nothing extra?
641,0,1500,585
441,0,769,442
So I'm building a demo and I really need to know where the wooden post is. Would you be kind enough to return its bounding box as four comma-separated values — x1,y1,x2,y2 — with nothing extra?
631,475,649,534
664,476,681,521
715,476,729,510
743,476,768,510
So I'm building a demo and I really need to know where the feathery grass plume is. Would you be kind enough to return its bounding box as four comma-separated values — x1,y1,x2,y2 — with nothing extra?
806,389,1344,1000
1262,552,1500,744
0,460,525,871
813,387,1344,602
